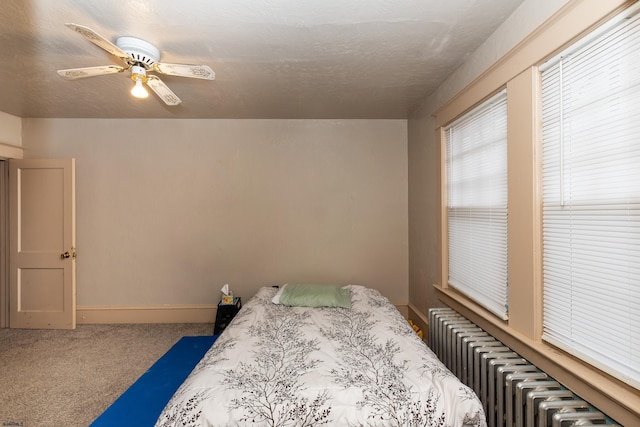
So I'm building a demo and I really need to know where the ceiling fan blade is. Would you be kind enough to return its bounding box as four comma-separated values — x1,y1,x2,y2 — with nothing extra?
146,75,182,106
65,23,131,63
153,63,215,80
57,65,126,80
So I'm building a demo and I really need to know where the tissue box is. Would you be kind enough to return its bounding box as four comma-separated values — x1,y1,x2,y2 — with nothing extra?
221,293,235,305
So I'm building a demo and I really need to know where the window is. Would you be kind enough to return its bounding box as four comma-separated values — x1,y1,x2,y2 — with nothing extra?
445,90,508,320
541,5,640,389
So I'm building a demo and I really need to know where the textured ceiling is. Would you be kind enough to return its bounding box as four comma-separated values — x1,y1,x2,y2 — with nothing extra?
0,0,525,119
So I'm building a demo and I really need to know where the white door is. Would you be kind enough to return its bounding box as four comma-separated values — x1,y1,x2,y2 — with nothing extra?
9,158,76,329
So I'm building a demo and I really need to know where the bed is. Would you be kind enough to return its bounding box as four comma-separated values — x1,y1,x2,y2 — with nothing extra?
155,285,487,427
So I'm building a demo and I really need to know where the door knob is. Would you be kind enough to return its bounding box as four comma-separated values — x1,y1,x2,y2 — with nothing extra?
60,248,77,260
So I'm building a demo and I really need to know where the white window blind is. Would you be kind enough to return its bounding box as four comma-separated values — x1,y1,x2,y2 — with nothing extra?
541,4,640,389
445,90,508,320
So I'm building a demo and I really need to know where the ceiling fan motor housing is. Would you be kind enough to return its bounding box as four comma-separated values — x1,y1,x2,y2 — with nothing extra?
116,36,160,67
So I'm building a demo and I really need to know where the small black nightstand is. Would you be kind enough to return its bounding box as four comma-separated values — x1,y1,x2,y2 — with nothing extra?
214,297,242,334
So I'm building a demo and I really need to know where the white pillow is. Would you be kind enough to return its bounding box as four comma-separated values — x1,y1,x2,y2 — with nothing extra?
271,283,288,304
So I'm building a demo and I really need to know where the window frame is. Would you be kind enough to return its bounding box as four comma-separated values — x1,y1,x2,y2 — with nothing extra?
431,1,640,424
539,3,640,389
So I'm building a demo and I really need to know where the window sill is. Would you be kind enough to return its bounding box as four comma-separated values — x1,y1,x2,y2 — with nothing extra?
433,284,640,426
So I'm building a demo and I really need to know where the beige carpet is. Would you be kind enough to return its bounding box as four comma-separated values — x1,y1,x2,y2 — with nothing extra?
0,323,213,427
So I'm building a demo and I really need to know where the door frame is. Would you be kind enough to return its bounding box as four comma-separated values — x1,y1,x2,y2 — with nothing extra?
0,160,7,328
0,142,24,329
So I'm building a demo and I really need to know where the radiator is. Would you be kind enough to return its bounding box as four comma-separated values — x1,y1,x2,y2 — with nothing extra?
427,308,621,427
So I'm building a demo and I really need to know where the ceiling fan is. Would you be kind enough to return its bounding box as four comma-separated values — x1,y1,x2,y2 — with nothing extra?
57,23,215,106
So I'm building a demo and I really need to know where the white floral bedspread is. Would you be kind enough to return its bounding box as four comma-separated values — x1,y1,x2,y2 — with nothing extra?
156,285,487,427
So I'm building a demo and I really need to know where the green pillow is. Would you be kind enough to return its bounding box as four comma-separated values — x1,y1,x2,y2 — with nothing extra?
278,284,351,308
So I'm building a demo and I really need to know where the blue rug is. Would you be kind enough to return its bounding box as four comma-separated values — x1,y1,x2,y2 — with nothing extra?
90,335,218,427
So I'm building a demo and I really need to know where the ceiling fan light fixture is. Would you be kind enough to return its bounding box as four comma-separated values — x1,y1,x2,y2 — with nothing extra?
131,77,148,98
130,65,148,99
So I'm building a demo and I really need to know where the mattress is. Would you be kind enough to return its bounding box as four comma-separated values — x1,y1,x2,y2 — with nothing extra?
156,285,487,426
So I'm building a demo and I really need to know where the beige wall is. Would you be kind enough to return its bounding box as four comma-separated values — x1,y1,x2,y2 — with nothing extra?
22,119,408,312
0,111,21,146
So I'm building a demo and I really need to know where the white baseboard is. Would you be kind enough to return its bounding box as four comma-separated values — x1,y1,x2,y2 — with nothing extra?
77,304,217,324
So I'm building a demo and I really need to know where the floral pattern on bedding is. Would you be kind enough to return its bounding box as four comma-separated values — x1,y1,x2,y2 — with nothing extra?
223,305,331,426
155,286,487,427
